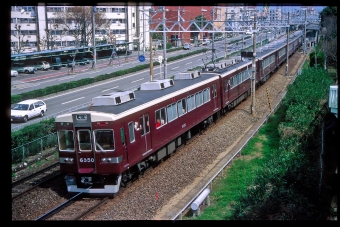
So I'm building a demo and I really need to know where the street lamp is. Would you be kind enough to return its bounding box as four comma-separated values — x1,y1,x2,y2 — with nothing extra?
91,6,96,69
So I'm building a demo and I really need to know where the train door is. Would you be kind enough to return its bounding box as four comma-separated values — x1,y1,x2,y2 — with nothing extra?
139,114,152,153
75,127,96,174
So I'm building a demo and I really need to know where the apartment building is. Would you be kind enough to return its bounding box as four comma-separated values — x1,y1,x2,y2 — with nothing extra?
11,5,318,54
10,5,152,54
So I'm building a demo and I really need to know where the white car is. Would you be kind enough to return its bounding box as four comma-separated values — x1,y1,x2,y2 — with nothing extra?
11,99,47,123
36,61,50,70
11,70,18,77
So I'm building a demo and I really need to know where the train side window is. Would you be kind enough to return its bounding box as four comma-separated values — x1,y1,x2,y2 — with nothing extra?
177,98,186,117
212,84,217,98
120,128,126,145
155,108,167,127
224,80,229,92
139,117,145,136
167,103,177,123
94,129,114,151
144,115,150,133
128,122,135,143
57,130,74,151
187,94,195,112
195,91,203,107
78,130,92,151
203,88,211,103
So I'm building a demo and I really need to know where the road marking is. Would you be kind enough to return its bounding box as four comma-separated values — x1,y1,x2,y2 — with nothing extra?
171,66,179,70
59,76,76,81
131,78,144,83
62,97,85,104
185,62,192,65
102,86,119,92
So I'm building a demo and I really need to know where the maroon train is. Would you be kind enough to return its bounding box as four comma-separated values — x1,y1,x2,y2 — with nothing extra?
55,31,303,195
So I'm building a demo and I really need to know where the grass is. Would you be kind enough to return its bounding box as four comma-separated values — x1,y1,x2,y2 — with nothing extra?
184,107,286,220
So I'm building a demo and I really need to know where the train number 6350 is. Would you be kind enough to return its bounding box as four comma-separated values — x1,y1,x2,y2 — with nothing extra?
80,158,95,162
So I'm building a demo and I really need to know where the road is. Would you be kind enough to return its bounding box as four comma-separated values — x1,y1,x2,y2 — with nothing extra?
11,33,275,131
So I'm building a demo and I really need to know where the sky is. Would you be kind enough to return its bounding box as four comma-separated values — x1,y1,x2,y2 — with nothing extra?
256,5,326,13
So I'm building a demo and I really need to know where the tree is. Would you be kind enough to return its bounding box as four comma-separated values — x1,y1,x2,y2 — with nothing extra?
320,6,337,70
52,6,109,47
190,15,212,40
11,24,29,54
41,24,67,50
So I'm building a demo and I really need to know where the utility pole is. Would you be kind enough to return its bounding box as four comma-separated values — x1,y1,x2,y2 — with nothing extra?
304,9,307,54
34,7,41,52
83,6,86,47
143,6,145,56
91,6,96,69
177,6,180,47
162,7,167,79
286,12,290,76
211,6,214,64
251,14,257,117
224,10,228,59
149,9,154,81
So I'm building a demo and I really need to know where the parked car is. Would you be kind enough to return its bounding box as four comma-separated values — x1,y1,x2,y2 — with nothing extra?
11,70,18,77
201,39,211,46
36,61,50,70
183,43,191,50
11,99,47,123
11,62,37,74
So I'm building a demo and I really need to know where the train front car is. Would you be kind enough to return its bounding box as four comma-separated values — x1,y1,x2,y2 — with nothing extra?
55,73,222,195
56,111,124,195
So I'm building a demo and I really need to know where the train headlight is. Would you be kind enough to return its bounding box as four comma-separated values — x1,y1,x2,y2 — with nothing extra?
101,157,113,163
60,157,74,164
64,175,76,185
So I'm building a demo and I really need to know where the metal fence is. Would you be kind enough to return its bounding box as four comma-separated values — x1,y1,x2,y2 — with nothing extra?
12,133,58,165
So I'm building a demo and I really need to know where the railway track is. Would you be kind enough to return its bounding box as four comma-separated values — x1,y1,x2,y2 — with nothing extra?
36,193,110,220
12,162,61,200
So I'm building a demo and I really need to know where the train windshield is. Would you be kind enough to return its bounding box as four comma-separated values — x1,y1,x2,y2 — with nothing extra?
57,130,75,151
78,130,92,151
94,129,115,151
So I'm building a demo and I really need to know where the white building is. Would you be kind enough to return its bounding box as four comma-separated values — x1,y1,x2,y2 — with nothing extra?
10,5,151,54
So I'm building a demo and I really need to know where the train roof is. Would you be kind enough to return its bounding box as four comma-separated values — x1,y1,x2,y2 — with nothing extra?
213,30,302,75
56,73,220,122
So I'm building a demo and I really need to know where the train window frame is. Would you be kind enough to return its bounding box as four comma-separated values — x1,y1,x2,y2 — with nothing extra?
187,94,195,112
203,88,211,103
93,129,115,151
155,107,167,128
167,103,177,123
78,129,92,151
57,130,75,151
177,98,187,117
128,122,135,143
